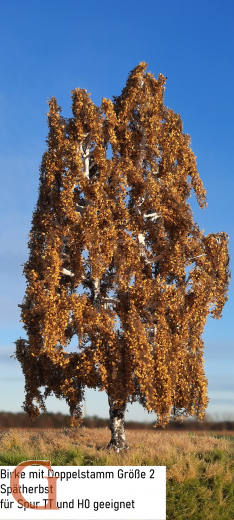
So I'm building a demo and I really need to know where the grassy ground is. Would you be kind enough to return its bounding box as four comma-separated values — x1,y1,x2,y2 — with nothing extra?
0,427,234,519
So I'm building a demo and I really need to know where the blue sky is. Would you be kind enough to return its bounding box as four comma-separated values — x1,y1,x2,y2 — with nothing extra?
0,0,233,422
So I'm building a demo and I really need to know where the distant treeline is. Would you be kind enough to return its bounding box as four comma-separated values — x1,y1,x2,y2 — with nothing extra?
0,412,234,431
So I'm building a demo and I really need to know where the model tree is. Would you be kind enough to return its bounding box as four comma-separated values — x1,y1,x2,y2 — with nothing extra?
14,63,230,449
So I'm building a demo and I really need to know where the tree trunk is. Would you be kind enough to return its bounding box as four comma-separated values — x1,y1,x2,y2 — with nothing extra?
107,396,129,450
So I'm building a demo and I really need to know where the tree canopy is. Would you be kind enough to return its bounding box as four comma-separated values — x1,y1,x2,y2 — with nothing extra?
14,62,230,433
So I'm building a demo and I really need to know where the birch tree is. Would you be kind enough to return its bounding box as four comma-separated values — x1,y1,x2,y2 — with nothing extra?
14,63,230,450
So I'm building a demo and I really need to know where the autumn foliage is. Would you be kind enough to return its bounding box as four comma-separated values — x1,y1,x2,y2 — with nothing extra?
14,63,230,429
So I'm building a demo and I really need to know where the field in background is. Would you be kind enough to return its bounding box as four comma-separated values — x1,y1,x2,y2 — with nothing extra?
1,411,234,433
0,427,234,519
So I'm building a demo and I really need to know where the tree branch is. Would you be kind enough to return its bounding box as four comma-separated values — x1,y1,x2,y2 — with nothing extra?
83,134,92,178
189,254,206,262
89,160,97,170
147,254,164,263
82,259,92,265
60,268,75,277
75,203,86,215
101,297,119,305
143,211,161,221
59,252,70,261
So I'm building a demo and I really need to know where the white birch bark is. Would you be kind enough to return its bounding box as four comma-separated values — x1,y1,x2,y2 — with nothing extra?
107,396,128,450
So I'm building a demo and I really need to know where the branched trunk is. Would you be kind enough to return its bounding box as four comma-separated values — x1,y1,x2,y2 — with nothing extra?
107,396,129,450
92,276,101,309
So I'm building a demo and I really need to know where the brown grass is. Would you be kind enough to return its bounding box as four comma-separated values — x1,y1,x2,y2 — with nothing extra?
0,427,232,478
1,428,234,519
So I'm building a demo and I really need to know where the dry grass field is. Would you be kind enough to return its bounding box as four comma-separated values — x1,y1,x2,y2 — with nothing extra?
0,426,233,467
0,427,234,518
